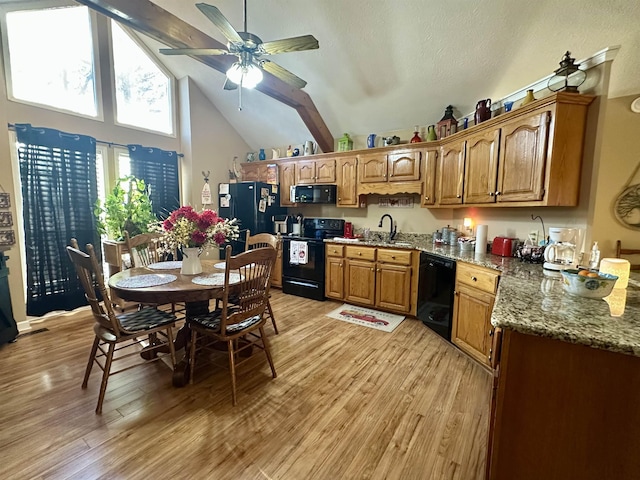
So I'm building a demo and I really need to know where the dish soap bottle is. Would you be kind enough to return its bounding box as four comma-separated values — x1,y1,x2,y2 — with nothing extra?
589,241,601,269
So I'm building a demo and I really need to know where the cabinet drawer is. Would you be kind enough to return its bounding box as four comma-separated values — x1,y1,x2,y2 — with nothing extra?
345,245,376,261
456,262,499,294
326,244,344,257
376,248,412,266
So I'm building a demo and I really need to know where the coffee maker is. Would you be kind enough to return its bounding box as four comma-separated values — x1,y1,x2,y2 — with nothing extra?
543,227,580,271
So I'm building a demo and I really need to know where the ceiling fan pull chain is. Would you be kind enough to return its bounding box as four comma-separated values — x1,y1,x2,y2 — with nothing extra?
238,84,243,111
243,0,248,32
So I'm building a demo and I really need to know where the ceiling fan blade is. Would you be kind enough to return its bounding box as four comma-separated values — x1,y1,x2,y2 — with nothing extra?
196,3,244,45
261,61,307,89
159,48,229,56
259,35,319,55
223,78,238,91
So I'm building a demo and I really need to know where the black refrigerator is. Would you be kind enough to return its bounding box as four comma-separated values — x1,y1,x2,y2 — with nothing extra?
218,181,286,255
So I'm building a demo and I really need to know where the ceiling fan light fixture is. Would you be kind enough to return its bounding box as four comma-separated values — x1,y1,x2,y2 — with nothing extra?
226,62,263,89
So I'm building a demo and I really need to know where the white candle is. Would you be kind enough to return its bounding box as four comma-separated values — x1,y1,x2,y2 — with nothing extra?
599,258,631,289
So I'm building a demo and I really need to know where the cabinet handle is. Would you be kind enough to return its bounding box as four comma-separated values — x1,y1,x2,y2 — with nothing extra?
340,262,343,267
456,194,461,198
471,276,478,281
358,252,362,256
377,268,380,272
424,196,430,201
489,329,494,337
495,191,501,195
488,192,494,196
338,197,342,201
371,268,375,272
454,290,458,295
391,255,396,259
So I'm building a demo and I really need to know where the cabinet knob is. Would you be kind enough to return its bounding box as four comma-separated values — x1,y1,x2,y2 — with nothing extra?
377,268,380,272
489,329,494,337
456,194,461,198
358,252,362,256
338,197,342,201
488,192,494,196
391,255,396,259
495,191,502,195
454,290,458,295
424,196,430,201
371,268,375,271
471,276,478,281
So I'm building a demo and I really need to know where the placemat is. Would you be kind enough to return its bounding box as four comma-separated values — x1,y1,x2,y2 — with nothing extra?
147,261,182,270
192,272,243,286
115,274,177,288
214,261,226,269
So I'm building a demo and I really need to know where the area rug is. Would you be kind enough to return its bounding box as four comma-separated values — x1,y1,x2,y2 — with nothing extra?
326,304,405,333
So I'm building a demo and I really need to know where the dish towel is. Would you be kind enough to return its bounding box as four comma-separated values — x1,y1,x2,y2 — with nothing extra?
290,240,308,265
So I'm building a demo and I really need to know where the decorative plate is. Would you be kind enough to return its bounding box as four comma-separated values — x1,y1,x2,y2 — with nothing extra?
115,274,177,288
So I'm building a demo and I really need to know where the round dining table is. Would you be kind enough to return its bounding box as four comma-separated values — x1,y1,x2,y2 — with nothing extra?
108,260,236,386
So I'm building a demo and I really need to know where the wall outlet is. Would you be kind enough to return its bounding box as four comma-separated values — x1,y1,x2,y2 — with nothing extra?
528,230,538,245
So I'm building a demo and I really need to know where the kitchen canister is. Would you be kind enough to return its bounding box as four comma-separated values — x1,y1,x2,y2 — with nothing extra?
475,225,488,253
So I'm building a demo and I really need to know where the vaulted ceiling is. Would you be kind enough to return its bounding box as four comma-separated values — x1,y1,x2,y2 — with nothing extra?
82,0,640,152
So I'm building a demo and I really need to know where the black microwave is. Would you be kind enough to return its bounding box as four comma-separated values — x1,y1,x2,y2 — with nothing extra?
293,184,337,204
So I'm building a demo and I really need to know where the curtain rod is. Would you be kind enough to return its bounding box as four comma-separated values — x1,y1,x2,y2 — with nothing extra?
7,123,184,157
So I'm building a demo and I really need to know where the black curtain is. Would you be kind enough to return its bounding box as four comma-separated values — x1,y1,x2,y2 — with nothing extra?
16,124,100,316
128,144,180,220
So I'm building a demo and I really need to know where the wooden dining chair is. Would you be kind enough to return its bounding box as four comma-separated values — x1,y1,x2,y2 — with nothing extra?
245,230,280,334
124,231,185,317
616,240,640,270
67,238,178,414
188,245,277,406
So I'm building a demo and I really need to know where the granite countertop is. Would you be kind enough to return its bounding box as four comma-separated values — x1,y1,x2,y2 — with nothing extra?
326,236,640,357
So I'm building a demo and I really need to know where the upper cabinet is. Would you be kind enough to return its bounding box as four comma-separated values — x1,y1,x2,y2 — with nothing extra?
421,148,438,206
241,162,270,183
337,156,359,208
437,140,465,205
279,162,296,207
464,128,500,204
358,149,421,183
358,152,388,183
295,158,336,185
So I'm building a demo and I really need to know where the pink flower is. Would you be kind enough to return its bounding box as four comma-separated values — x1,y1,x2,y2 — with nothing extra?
163,219,174,231
213,232,227,245
191,230,207,245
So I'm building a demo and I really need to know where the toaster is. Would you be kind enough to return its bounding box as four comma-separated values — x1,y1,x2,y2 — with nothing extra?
492,237,518,257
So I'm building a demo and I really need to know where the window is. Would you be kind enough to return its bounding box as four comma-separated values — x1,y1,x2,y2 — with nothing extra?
3,5,98,117
111,20,174,135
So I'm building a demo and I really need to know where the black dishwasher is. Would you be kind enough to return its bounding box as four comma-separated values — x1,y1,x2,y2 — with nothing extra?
417,252,456,341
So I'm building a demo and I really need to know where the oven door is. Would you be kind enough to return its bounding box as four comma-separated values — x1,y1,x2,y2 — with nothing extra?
282,238,326,300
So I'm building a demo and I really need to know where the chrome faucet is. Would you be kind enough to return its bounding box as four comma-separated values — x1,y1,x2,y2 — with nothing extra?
378,214,397,242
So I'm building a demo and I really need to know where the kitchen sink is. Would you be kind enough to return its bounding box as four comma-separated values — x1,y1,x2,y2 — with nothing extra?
388,241,413,247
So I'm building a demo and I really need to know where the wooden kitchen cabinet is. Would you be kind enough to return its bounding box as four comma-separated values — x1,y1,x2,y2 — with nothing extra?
295,158,336,185
241,162,269,182
421,148,438,206
336,156,359,207
451,261,500,367
279,162,296,207
496,110,549,203
358,151,388,183
437,140,466,205
358,149,421,183
271,238,283,288
327,243,417,315
464,127,501,204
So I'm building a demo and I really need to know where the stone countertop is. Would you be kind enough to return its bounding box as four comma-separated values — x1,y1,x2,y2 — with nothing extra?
326,237,640,357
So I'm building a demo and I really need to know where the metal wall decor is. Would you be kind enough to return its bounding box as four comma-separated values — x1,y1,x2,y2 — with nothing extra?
0,212,12,227
0,185,15,246
614,161,640,231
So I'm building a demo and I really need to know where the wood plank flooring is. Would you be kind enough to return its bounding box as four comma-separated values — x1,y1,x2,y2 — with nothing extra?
0,291,491,479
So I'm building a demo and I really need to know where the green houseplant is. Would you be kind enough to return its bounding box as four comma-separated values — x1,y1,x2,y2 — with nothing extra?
95,176,157,240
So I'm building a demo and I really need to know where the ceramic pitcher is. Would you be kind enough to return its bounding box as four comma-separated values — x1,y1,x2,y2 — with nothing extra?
474,99,492,125
272,148,281,159
426,125,437,141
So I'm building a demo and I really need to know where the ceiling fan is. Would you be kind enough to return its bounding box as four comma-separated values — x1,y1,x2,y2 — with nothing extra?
159,1,319,96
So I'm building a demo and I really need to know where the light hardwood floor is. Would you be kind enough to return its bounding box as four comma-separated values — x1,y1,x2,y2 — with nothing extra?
0,291,491,479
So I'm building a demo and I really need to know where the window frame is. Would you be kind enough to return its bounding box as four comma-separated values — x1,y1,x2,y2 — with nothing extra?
0,0,104,121
108,19,177,138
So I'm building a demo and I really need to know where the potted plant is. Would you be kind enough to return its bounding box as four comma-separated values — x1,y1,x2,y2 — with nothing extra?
95,176,157,241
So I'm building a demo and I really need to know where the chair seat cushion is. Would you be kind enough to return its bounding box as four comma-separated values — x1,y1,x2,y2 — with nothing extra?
117,307,176,331
191,309,262,333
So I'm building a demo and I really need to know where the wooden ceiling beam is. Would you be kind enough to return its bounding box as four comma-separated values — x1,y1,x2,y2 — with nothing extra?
75,0,334,153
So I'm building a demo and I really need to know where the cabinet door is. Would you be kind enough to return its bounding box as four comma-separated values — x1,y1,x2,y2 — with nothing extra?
452,283,495,366
421,148,438,206
279,162,296,207
358,152,388,183
325,257,344,299
438,141,465,205
337,156,358,207
295,160,316,185
497,111,550,202
315,158,336,183
464,128,500,204
242,163,267,182
345,259,376,306
271,242,283,288
376,263,412,313
388,149,421,181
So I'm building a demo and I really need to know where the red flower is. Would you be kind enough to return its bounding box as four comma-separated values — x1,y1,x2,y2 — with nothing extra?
162,219,174,231
213,232,227,245
191,230,207,245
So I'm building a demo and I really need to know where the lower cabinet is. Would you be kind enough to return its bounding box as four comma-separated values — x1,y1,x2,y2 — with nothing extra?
325,243,416,315
451,261,500,367
271,238,283,288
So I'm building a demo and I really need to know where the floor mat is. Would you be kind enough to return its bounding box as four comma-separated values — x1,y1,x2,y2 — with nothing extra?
326,304,405,333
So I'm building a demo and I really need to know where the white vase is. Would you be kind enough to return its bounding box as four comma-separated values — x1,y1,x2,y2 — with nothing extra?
181,247,202,275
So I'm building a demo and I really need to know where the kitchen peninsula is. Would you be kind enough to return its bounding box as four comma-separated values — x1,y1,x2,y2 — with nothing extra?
327,236,640,480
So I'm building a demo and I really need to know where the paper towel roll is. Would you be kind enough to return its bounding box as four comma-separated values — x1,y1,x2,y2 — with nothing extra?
475,225,488,253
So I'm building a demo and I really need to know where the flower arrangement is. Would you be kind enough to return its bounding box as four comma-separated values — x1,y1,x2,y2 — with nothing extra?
160,206,239,250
